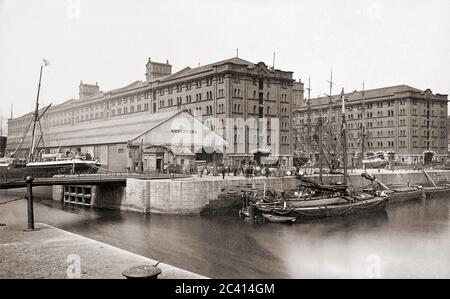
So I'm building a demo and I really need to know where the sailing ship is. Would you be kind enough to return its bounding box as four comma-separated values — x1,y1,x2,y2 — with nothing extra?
241,87,389,223
248,175,388,221
1,60,101,178
255,193,387,221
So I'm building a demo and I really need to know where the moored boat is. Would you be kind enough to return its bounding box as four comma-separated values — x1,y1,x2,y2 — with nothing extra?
361,173,424,204
0,157,27,170
384,186,424,204
26,157,101,175
422,185,450,199
255,193,388,221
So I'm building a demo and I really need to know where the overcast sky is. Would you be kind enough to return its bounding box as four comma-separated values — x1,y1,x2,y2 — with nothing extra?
1,0,449,129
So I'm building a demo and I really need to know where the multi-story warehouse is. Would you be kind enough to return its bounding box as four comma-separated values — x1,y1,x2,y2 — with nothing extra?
7,57,304,170
293,85,448,166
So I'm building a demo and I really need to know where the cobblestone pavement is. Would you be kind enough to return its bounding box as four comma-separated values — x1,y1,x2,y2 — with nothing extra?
0,223,207,279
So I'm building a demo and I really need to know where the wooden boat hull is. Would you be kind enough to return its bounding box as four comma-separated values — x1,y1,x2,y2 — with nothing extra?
388,189,423,203
422,186,450,199
255,197,388,221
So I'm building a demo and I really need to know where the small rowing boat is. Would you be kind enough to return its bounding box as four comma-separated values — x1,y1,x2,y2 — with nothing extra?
262,213,296,223
422,185,450,199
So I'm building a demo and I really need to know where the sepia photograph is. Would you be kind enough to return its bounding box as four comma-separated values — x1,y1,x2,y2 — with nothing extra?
0,0,449,288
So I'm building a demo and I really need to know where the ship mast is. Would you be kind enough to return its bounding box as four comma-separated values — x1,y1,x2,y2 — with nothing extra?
306,77,312,163
28,59,49,162
326,69,335,140
341,88,348,185
361,82,366,168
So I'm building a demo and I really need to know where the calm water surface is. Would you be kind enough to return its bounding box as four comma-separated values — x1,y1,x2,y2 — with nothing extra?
1,187,449,278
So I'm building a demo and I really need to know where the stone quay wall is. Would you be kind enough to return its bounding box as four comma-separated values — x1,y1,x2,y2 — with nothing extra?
52,170,450,215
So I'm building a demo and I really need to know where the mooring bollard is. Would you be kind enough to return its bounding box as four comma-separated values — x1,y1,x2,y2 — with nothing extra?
122,264,162,279
248,203,256,223
25,176,35,230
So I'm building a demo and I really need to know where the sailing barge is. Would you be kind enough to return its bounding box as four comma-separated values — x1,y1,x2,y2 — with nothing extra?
247,180,389,222
240,88,389,223
255,195,388,221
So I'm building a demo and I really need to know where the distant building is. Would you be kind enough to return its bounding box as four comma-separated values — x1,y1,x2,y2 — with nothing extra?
293,85,448,165
447,116,450,157
7,56,303,169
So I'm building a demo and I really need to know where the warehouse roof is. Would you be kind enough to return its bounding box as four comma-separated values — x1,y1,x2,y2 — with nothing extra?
153,57,255,83
298,85,447,109
38,110,226,150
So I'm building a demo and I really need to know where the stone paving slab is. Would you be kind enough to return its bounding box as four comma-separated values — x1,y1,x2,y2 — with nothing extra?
0,223,207,279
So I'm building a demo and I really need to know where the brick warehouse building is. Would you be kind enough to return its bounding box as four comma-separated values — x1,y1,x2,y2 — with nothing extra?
293,85,448,166
7,57,304,170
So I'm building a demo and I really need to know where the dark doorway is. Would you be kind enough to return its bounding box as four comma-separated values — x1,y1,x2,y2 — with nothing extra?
195,147,223,163
424,152,434,164
156,158,162,173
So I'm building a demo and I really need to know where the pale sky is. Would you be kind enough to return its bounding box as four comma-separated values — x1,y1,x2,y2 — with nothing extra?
1,0,449,130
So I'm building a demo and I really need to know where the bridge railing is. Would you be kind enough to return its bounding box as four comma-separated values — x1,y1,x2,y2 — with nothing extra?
0,170,191,184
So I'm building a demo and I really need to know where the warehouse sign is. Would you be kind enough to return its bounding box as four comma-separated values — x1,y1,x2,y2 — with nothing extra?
171,129,197,134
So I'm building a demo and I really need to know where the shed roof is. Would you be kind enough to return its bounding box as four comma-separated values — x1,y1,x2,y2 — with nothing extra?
40,110,226,149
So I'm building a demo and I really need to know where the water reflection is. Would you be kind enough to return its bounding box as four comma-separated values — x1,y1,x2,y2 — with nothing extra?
1,188,449,278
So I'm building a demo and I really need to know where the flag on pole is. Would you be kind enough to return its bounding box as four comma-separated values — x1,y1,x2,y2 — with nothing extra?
42,58,50,66
341,88,345,114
